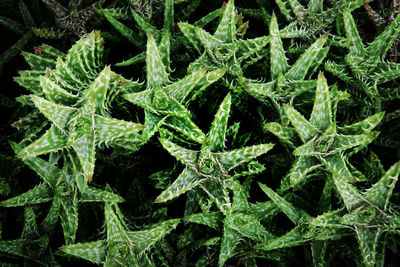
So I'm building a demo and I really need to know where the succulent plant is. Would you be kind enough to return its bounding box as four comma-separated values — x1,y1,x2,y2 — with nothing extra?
1,0,400,266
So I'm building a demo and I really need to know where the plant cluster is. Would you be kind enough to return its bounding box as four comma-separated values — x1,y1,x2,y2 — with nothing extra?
1,0,400,266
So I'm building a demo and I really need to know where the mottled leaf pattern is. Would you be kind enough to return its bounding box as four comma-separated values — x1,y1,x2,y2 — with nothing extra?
3,1,400,266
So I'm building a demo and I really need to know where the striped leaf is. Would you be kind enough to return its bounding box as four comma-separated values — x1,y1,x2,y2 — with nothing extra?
154,168,202,203
60,240,107,264
0,183,52,207
208,93,232,152
269,12,289,80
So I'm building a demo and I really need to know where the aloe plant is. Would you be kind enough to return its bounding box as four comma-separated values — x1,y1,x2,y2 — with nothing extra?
15,32,145,189
0,141,125,246
59,201,179,266
325,8,400,113
312,161,400,266
242,12,329,121
123,33,224,142
1,0,400,266
155,93,274,204
275,0,371,35
266,72,383,192
179,0,269,77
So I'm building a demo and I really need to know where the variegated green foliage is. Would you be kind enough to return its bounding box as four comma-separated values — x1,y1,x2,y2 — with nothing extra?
181,180,279,266
155,93,274,204
16,32,145,185
255,183,348,254
274,0,370,35
99,0,180,67
0,141,124,245
0,206,55,265
266,72,383,192
154,92,275,265
2,0,400,266
325,9,400,111
179,0,269,77
216,188,277,266
242,12,329,116
312,161,400,267
60,201,179,266
124,33,224,142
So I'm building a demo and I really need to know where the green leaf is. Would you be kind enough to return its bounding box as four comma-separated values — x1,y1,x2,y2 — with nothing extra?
18,126,68,159
0,183,52,207
40,75,78,104
214,0,236,43
339,112,384,134
355,227,383,267
215,143,274,171
310,72,332,130
31,95,76,131
159,138,199,169
254,224,312,251
60,240,107,264
225,212,274,240
10,141,61,186
163,67,207,103
130,7,160,39
282,156,321,189
269,12,289,80
163,0,175,33
363,161,400,210
94,115,145,145
164,116,207,144
366,10,400,58
265,122,299,149
285,33,328,80
146,34,169,88
284,104,319,143
101,9,143,48
184,211,222,229
80,187,125,203
129,219,180,254
219,225,241,267
60,191,78,244
154,168,202,203
208,93,232,152
258,183,306,224
343,9,366,57
21,51,56,72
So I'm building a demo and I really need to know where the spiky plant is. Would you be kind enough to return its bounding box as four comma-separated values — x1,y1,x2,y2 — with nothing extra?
1,0,400,266
325,8,400,113
274,0,373,35
266,72,383,191
59,201,179,266
15,31,145,190
123,33,224,142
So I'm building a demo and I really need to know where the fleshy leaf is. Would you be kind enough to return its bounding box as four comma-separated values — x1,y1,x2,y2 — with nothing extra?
0,183,52,207
215,143,274,171
184,211,222,229
284,104,319,143
18,126,68,159
60,240,107,264
207,93,232,152
146,34,169,88
363,161,400,210
31,95,76,131
154,168,202,203
269,12,289,79
285,33,328,80
310,72,332,131
129,219,180,254
259,183,306,224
